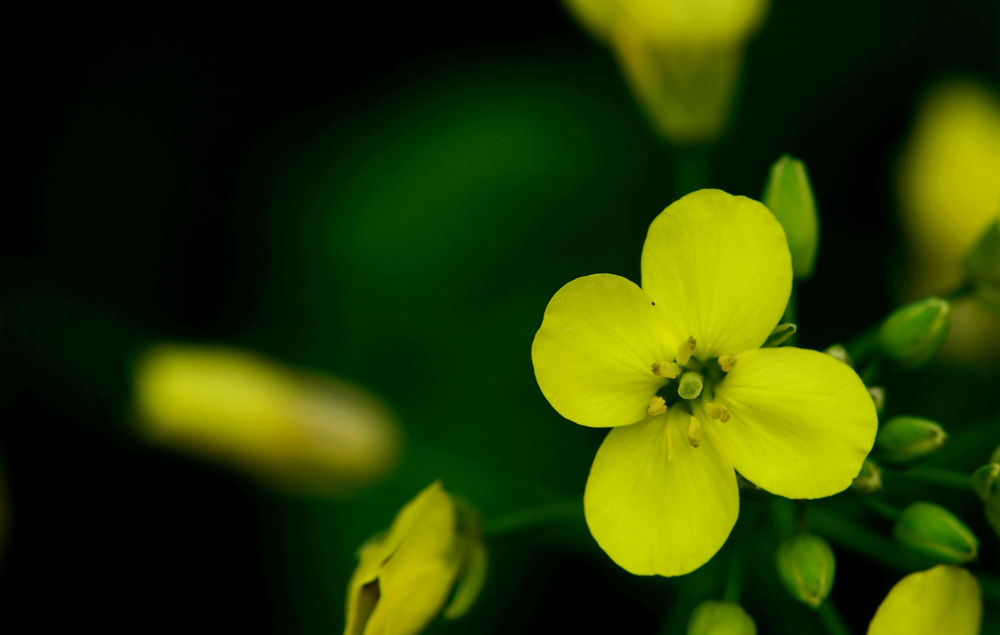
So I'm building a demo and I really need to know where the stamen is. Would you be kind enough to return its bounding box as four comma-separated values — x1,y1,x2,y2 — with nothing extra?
677,371,704,400
652,361,682,379
676,336,697,365
718,355,738,372
705,402,732,423
647,396,668,416
687,416,702,447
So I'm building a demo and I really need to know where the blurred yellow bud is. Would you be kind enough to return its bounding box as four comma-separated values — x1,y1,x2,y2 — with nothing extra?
133,344,399,491
564,0,770,144
345,481,487,635
867,565,981,635
775,534,836,609
851,459,883,495
897,78,1000,362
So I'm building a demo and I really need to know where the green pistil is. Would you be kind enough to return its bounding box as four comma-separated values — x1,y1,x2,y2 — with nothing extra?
678,371,705,400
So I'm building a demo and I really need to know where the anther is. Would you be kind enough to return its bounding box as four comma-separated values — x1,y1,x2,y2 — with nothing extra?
652,361,682,379
676,336,697,365
677,371,704,400
718,355,738,372
687,416,702,447
647,396,668,416
705,402,732,423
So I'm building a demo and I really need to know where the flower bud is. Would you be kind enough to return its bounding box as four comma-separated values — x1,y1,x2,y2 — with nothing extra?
763,322,797,347
875,417,948,467
824,344,852,366
894,502,978,564
878,297,951,369
687,600,757,635
345,482,488,635
762,155,819,279
851,459,883,495
964,218,1000,312
972,463,1000,507
775,534,836,609
868,386,886,415
874,416,947,467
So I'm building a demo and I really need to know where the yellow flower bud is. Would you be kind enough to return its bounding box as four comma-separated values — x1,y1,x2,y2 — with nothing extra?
345,482,487,635
687,600,757,635
133,344,399,491
775,534,836,609
563,0,770,144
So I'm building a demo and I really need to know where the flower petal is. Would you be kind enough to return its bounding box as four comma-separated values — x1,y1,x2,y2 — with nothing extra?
584,408,738,576
641,189,792,358
532,274,680,427
867,565,982,635
713,347,877,499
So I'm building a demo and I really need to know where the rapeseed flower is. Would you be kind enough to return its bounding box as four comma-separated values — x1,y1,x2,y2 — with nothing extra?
345,481,487,635
867,565,981,635
532,189,876,575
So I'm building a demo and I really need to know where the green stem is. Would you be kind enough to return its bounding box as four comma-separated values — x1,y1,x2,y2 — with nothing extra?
808,505,920,571
483,499,583,537
722,548,745,603
861,496,902,522
816,600,852,635
674,147,709,197
891,466,972,490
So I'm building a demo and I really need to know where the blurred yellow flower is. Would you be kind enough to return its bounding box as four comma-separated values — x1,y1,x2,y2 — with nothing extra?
897,78,1000,361
133,344,399,491
867,565,982,635
532,189,876,576
564,0,770,143
345,481,487,635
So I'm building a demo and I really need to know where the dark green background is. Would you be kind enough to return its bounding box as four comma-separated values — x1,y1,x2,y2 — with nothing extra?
4,1,998,632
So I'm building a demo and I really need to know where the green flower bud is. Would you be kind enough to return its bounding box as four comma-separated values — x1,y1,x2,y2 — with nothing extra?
878,297,951,369
775,534,836,609
894,502,979,564
687,600,757,635
874,416,948,467
763,322,797,347
851,459,883,495
972,463,1000,507
824,344,852,366
868,386,886,415
762,155,819,279
991,445,1000,464
965,218,1000,312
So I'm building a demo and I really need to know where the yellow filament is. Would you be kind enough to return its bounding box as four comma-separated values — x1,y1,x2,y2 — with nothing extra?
687,416,702,447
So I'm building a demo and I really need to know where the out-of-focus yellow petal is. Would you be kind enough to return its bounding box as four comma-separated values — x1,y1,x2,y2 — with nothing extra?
713,347,876,499
584,408,738,576
621,0,769,45
134,344,399,490
532,274,680,428
641,190,792,359
898,80,1000,290
867,565,982,635
345,482,462,635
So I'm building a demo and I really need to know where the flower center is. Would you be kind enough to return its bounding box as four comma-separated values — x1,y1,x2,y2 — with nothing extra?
646,335,736,446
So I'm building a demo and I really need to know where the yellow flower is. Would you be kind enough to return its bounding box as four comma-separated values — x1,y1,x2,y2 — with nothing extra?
345,481,487,635
867,565,982,635
532,189,877,576
564,0,770,143
897,78,1000,361
134,344,399,491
